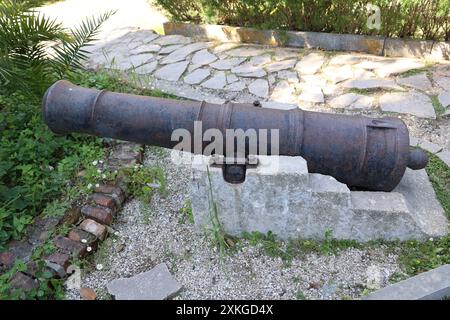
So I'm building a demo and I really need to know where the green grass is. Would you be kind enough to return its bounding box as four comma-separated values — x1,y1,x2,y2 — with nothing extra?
206,167,232,257
348,88,384,95
243,230,361,262
430,95,446,116
426,153,450,218
397,66,432,78
179,200,194,224
71,69,179,99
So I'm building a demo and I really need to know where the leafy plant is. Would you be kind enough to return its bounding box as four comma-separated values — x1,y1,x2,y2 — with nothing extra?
155,0,450,41
244,231,292,260
120,165,167,203
0,0,115,94
206,166,233,256
179,199,194,224
0,87,104,248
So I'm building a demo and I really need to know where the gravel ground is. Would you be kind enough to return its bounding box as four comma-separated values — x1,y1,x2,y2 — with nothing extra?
66,147,402,300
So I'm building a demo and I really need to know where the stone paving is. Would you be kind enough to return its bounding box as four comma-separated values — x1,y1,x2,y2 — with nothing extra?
86,30,450,165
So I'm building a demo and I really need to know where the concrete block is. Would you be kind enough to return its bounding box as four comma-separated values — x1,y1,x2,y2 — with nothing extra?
190,155,448,241
364,264,450,300
286,31,384,55
383,38,433,59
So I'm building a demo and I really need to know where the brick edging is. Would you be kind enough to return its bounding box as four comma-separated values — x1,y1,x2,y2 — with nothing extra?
0,141,144,298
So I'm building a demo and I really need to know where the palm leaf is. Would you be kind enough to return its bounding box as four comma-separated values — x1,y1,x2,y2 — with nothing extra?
51,10,116,77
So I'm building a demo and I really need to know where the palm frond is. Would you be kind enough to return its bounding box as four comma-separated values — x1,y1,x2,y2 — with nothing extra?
0,0,114,94
51,10,116,77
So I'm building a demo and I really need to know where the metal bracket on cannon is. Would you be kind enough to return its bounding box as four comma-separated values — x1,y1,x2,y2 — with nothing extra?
209,154,259,184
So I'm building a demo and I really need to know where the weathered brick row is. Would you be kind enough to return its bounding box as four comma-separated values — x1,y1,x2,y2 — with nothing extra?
89,193,117,211
53,236,87,259
3,143,141,296
94,184,125,205
58,206,81,226
44,252,71,271
81,205,113,225
79,219,107,240
68,228,99,252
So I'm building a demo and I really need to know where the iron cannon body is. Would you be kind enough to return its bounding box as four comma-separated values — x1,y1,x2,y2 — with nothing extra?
43,80,427,191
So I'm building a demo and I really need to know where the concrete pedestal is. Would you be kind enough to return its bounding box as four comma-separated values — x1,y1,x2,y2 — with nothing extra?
190,155,448,241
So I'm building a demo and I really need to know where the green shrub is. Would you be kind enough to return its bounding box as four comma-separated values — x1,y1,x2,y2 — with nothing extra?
0,92,104,248
155,0,450,41
0,0,114,248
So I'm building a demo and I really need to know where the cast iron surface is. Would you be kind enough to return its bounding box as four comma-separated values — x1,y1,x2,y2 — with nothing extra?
43,80,428,191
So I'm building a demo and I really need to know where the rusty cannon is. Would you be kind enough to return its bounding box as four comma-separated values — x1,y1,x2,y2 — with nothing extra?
42,80,428,191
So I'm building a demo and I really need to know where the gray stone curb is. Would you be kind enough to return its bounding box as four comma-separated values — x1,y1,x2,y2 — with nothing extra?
363,264,450,300
164,22,450,61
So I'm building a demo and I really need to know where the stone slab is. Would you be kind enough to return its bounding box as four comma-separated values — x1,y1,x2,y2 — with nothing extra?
154,61,189,82
190,155,447,241
379,91,436,119
107,263,182,300
201,71,227,89
248,79,269,98
397,73,432,92
363,264,450,300
438,91,450,108
184,68,211,85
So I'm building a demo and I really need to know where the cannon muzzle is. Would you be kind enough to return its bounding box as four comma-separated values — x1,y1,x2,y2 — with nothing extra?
43,80,427,191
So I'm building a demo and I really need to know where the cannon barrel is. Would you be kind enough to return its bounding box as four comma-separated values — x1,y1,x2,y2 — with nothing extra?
42,80,427,191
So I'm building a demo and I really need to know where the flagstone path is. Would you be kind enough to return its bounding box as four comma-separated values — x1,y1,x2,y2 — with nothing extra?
85,30,450,164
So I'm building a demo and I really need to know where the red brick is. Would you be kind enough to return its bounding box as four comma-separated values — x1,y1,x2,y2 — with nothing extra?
54,236,87,258
94,184,125,204
68,228,92,242
79,219,107,240
9,272,39,292
58,206,81,226
0,251,15,270
80,287,97,300
44,252,70,270
89,193,117,211
81,205,113,225
68,228,99,251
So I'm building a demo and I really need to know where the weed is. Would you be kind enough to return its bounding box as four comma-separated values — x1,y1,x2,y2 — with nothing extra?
206,166,231,256
430,95,446,116
425,153,450,218
140,203,154,225
42,200,71,218
93,238,113,270
397,66,432,78
296,290,306,300
243,231,292,261
320,230,361,255
120,165,167,203
179,200,194,224
348,88,387,95
71,69,180,99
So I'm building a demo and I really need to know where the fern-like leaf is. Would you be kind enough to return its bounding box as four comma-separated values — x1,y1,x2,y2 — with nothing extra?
51,10,116,77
